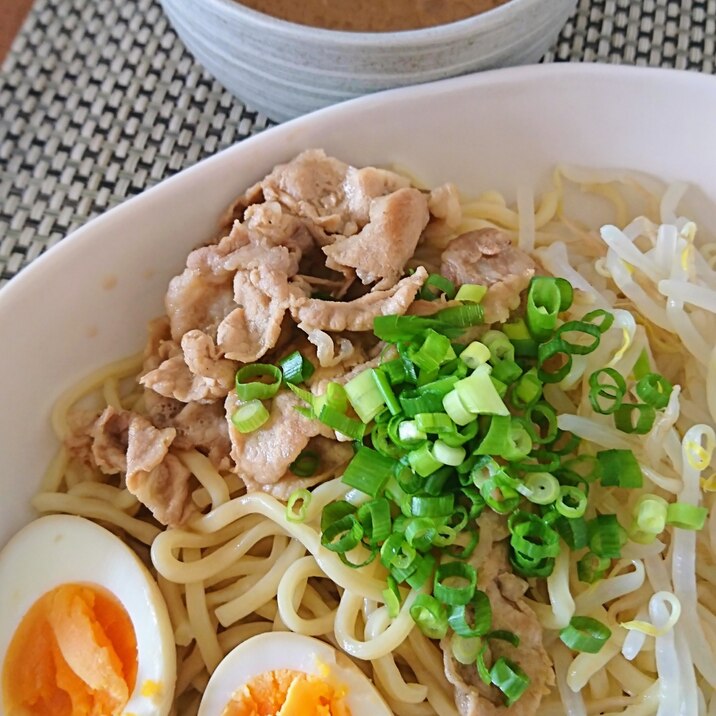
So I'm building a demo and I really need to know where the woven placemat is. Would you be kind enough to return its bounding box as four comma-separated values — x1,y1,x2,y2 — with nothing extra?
1,0,715,287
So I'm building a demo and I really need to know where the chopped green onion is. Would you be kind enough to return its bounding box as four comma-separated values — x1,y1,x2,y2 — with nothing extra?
396,420,428,445
231,399,270,433
537,337,573,384
491,359,523,386
399,389,445,417
371,422,405,460
404,553,436,589
380,533,414,570
435,303,485,328
470,455,506,487
587,514,625,559
632,348,651,380
558,454,601,484
476,416,533,462
374,315,444,342
320,501,356,532
582,308,615,334
321,514,363,553
408,442,443,477
450,633,483,665
289,450,320,477
523,403,558,444
556,486,588,519
509,512,561,559
448,589,492,637
411,494,455,518
480,476,521,515
433,439,466,467
380,358,408,385
382,575,401,618
357,498,392,546
446,527,480,559
554,514,588,549
554,320,602,355
420,273,456,301
503,318,539,358
456,364,509,416
482,330,515,362
235,364,283,400
434,561,477,606
341,447,396,497
411,330,455,373
525,276,573,341
345,369,385,423
635,372,673,409
371,368,401,416
613,403,656,435
510,368,543,410
460,341,491,369
454,283,487,303
559,616,612,653
410,594,448,639
415,412,455,435
666,502,708,530
442,389,475,426
318,404,365,441
490,658,530,707
286,488,312,523
577,551,611,583
588,367,626,414
520,472,560,505
278,351,315,385
440,420,478,448
632,494,668,536
598,449,643,488
404,517,438,551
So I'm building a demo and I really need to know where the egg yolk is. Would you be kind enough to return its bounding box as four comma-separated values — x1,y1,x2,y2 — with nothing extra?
2,583,138,716
222,669,352,716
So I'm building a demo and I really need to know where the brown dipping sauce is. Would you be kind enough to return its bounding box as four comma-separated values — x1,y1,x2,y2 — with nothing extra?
237,0,510,32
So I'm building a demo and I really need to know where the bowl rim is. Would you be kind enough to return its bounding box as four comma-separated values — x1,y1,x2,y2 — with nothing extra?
186,0,573,45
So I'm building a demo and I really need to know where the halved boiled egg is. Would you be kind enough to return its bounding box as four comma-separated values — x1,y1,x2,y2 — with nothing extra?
198,632,392,716
0,514,176,716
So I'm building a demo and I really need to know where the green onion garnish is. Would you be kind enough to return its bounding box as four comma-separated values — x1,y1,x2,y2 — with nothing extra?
613,403,656,434
454,283,487,303
278,351,315,385
597,449,643,488
559,616,612,653
410,594,448,639
231,399,270,433
448,589,492,637
490,657,530,706
234,364,283,400
341,447,396,497
588,367,626,414
286,488,312,523
289,450,320,477
666,502,708,530
587,514,625,559
635,372,673,409
420,273,456,301
433,561,477,606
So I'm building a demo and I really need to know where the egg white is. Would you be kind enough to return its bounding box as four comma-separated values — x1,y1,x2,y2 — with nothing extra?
0,514,176,716
198,631,392,716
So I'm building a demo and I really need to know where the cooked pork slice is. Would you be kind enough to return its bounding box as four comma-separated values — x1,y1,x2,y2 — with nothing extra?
290,267,428,333
143,391,232,471
240,437,354,500
90,407,132,474
342,165,410,227
226,391,331,489
441,544,554,716
165,267,235,343
126,452,193,527
125,413,176,480
140,330,235,404
440,229,536,324
323,188,430,289
216,266,292,363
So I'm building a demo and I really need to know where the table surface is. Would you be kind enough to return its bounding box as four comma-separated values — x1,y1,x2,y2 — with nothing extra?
1,0,716,287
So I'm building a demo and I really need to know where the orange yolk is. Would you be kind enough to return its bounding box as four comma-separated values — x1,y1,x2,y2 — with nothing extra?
2,583,138,716
222,669,352,716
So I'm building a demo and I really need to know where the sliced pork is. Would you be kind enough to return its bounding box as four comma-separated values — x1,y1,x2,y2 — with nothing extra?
440,229,536,324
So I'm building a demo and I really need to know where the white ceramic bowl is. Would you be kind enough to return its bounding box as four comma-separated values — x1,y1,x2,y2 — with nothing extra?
159,0,578,120
2,64,716,546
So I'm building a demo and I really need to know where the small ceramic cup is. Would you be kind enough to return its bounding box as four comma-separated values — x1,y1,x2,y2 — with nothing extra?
160,0,578,121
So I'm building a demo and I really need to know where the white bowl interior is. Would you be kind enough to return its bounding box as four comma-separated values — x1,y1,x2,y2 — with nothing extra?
1,64,715,546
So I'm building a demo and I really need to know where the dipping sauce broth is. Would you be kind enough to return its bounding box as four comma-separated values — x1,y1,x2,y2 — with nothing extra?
237,0,510,32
